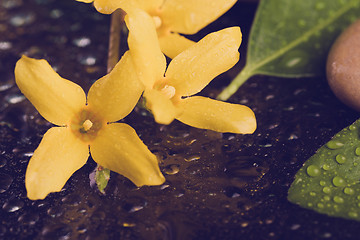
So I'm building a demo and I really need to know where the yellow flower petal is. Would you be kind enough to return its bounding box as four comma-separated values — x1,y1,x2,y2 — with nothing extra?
161,0,237,34
76,0,93,3
166,27,241,97
144,89,178,125
90,123,165,186
93,0,128,14
26,127,89,200
159,32,195,59
87,52,143,123
125,8,166,88
15,56,86,126
176,96,257,134
134,0,163,12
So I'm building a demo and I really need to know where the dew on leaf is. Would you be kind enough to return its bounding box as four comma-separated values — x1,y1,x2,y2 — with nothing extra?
355,147,360,156
323,187,331,194
349,212,358,218
322,164,331,170
332,176,345,187
306,165,321,177
344,187,354,195
326,140,344,149
333,196,344,204
335,154,346,164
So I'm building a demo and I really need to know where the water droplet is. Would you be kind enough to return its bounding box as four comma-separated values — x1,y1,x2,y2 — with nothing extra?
344,187,354,195
47,206,64,218
323,187,331,194
122,222,136,227
10,12,36,27
61,194,81,206
335,154,346,164
310,191,316,196
286,57,302,67
332,176,345,187
0,41,12,50
355,147,360,156
306,165,321,177
323,195,331,201
50,9,63,19
5,94,25,104
2,198,24,212
122,197,147,213
333,196,344,204
18,212,39,225
75,224,87,234
78,55,96,65
348,212,358,218
41,224,72,239
0,158,6,168
320,180,326,186
184,155,200,162
1,0,22,8
317,203,324,208
349,125,357,131
326,140,344,149
0,173,13,193
73,37,91,47
322,164,331,170
163,164,180,175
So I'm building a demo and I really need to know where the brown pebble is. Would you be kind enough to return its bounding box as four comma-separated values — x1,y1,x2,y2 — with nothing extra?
326,19,360,111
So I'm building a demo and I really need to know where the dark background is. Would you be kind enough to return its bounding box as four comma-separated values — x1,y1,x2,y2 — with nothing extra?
1,0,360,239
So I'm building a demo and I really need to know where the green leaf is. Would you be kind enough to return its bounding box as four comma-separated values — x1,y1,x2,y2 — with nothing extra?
95,166,110,194
218,0,360,100
288,119,360,221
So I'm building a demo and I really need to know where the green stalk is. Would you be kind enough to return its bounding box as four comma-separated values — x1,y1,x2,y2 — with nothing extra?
95,9,124,194
217,66,254,101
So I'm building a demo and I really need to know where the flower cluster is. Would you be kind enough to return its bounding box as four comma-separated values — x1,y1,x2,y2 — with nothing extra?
15,0,256,200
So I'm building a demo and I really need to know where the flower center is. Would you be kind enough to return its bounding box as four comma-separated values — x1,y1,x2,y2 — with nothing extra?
160,85,176,99
80,119,93,132
152,16,162,29
70,108,103,142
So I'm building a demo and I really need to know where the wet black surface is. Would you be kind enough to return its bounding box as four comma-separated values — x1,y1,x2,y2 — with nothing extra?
1,0,360,239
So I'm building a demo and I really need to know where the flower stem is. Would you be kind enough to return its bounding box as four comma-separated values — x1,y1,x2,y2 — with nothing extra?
107,9,125,72
216,66,254,101
94,9,125,194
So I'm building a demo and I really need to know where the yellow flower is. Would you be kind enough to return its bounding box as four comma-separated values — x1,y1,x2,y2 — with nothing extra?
15,53,165,200
75,0,237,58
125,9,256,134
